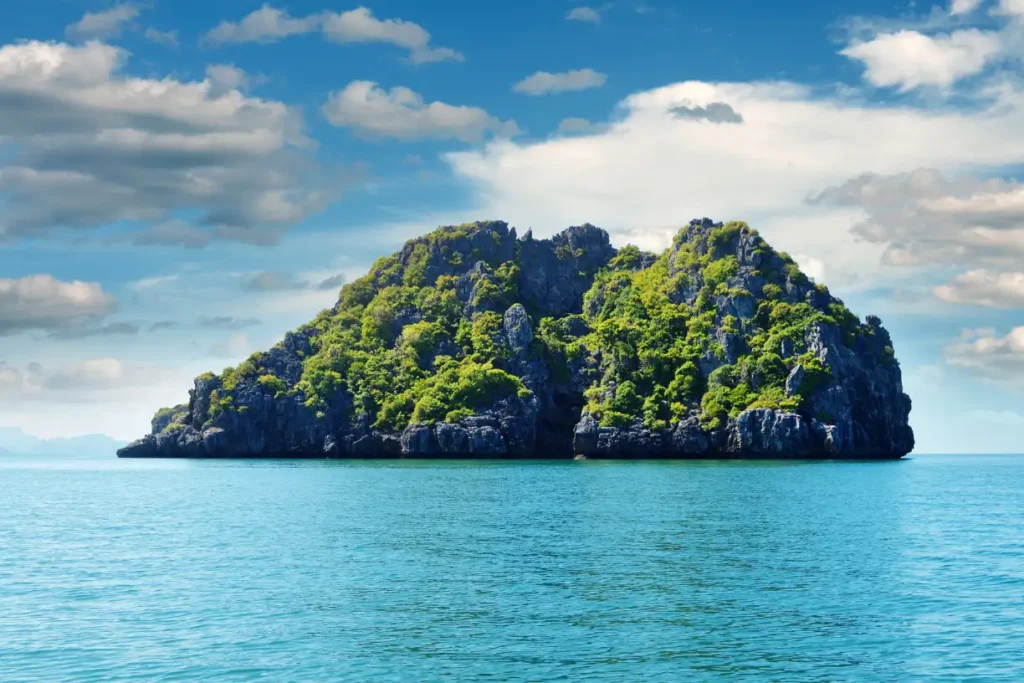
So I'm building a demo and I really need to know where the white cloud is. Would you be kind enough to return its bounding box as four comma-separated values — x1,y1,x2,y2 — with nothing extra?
0,41,340,245
65,3,141,41
513,69,607,96
321,7,463,64
945,327,1024,382
920,183,1024,219
206,64,249,95
144,27,179,48
810,170,1024,267
796,253,859,288
840,29,1002,90
203,4,320,45
567,7,601,23
50,359,145,390
442,79,1024,284
0,358,190,439
203,5,462,63
323,81,519,142
950,0,985,14
0,358,180,396
933,269,1024,307
556,117,598,135
795,255,826,283
0,275,116,335
996,0,1024,15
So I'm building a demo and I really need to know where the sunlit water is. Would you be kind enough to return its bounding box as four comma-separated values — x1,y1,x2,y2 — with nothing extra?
1,453,1022,682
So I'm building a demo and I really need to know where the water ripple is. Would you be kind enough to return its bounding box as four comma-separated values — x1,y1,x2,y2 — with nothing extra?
1,454,1022,681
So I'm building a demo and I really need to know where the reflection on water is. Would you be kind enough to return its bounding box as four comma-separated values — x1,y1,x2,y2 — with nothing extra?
1,453,1021,681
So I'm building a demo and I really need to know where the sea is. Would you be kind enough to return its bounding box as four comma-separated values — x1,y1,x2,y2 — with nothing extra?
1,453,1022,682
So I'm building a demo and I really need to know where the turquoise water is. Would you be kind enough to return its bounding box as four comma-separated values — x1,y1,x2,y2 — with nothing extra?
2,454,1022,682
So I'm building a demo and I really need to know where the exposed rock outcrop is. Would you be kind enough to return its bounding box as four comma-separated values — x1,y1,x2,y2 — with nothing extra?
120,218,913,460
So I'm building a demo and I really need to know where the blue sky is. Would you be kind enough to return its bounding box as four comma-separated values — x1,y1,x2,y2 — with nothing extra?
1,0,1024,452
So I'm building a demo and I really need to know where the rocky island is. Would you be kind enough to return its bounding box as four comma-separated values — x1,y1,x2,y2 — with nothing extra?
119,218,914,459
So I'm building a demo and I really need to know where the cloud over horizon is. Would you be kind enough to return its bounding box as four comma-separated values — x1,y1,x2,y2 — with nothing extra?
65,3,141,41
323,81,519,142
945,327,1024,383
444,79,1024,272
513,69,607,95
0,40,341,247
203,5,462,63
0,275,116,336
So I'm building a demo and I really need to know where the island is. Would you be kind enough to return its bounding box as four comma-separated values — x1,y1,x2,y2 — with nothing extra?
119,218,914,459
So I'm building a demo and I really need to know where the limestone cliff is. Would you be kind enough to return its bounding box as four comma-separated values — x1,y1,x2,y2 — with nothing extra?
119,218,913,459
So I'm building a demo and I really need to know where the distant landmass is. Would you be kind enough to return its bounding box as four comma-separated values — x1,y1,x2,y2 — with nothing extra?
0,427,127,457
120,218,913,459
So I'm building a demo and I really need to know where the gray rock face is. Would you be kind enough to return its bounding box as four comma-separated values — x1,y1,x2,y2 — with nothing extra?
503,303,533,355
518,224,616,317
785,364,805,397
119,218,913,460
730,410,814,456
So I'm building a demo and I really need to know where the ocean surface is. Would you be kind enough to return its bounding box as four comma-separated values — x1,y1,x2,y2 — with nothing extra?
1,453,1022,682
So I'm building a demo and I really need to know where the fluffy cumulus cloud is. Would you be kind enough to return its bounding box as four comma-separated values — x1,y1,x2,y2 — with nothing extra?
513,69,607,95
203,4,321,44
933,269,1024,307
810,170,1024,267
321,7,463,64
839,0,1024,92
841,29,1003,90
203,5,462,63
567,7,601,23
323,81,519,142
65,3,141,41
950,0,984,15
998,0,1024,15
0,41,340,245
945,327,1024,383
444,79,1024,272
205,64,250,95
0,275,116,336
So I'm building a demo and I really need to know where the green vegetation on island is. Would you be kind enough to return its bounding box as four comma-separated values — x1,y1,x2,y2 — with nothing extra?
123,217,913,459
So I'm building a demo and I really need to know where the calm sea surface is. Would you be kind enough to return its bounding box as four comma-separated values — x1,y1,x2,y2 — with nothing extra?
1,454,1022,682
